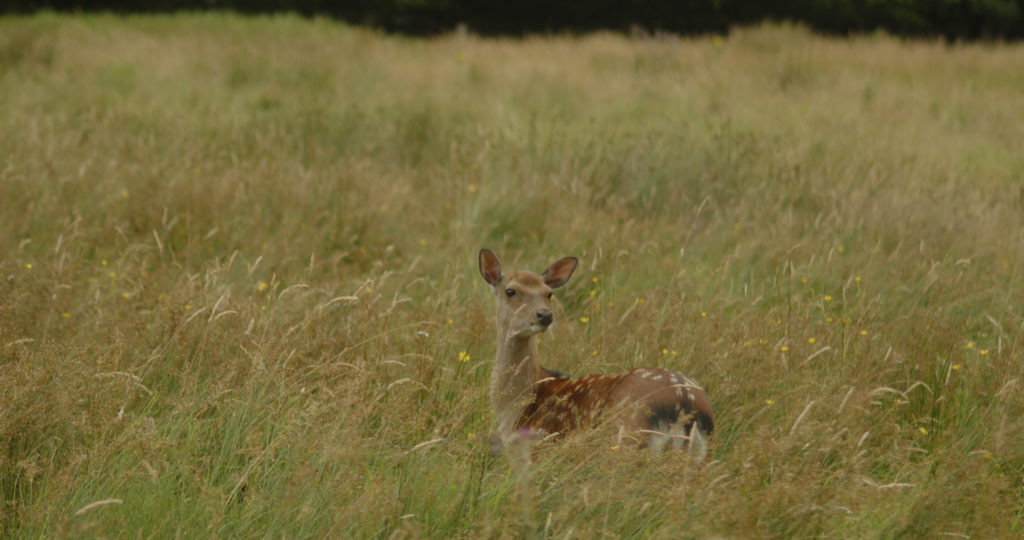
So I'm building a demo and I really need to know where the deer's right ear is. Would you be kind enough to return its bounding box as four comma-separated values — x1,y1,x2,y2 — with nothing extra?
479,249,503,287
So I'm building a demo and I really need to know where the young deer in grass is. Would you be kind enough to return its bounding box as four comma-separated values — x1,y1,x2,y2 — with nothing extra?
479,249,714,457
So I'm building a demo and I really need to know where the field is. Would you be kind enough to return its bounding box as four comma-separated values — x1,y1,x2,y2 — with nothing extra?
2,13,1024,538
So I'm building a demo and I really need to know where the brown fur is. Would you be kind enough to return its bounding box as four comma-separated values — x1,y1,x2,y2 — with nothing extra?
525,368,714,444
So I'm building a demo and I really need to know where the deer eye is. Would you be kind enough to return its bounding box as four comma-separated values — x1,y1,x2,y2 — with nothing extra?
505,289,516,297
547,292,554,300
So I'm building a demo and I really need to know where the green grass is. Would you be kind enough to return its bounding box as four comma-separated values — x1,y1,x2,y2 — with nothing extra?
2,12,1024,538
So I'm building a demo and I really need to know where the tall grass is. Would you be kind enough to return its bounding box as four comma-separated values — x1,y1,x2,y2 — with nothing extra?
1,13,1023,537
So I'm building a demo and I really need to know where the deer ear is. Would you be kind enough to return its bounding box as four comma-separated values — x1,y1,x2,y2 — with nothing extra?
541,256,578,289
479,249,503,286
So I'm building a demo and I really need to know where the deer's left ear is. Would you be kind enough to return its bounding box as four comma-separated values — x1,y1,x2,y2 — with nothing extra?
541,256,578,289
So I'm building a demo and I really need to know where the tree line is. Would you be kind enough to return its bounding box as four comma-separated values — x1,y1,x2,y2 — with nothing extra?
4,0,1022,40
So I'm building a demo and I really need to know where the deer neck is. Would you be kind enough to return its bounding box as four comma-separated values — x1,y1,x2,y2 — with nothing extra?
491,329,543,435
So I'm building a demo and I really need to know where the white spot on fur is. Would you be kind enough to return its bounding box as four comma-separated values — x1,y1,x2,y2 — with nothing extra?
689,424,709,460
646,421,709,458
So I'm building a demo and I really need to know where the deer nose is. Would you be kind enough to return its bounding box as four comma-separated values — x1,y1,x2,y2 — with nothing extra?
537,309,553,326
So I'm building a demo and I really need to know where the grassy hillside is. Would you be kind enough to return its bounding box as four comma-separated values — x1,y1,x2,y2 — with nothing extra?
1,13,1023,538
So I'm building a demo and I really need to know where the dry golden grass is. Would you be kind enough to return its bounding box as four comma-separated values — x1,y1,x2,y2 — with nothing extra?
1,13,1023,538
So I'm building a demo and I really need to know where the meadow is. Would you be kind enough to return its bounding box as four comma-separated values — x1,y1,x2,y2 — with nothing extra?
1,13,1023,538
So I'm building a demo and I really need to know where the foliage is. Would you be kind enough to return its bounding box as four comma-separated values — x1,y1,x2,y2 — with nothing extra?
2,0,1024,39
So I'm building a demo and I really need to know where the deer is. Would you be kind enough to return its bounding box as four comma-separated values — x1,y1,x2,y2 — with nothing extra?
479,248,715,458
